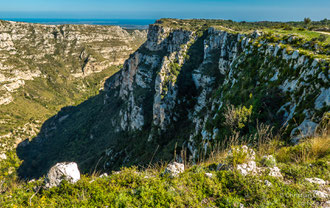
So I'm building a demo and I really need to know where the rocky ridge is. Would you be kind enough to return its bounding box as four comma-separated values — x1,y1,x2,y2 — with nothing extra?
17,20,329,178
104,23,329,161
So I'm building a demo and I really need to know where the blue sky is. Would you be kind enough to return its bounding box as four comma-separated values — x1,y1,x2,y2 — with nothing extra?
0,0,329,21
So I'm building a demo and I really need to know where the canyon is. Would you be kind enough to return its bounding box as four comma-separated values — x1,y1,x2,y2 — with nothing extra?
10,19,329,178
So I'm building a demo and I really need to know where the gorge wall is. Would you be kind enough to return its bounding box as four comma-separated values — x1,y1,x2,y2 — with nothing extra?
0,20,147,151
16,20,329,178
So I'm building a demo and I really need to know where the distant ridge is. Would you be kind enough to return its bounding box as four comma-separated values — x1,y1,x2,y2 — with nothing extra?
0,18,155,29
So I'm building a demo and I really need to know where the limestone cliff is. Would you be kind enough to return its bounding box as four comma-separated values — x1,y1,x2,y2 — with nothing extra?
105,23,329,160
0,20,147,150
17,19,329,178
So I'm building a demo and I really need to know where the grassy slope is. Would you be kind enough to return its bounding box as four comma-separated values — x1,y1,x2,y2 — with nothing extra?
0,134,328,207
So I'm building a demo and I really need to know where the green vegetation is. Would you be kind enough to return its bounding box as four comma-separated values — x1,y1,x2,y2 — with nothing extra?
0,66,121,150
155,18,330,33
226,146,251,167
154,18,330,61
224,105,253,129
0,134,328,207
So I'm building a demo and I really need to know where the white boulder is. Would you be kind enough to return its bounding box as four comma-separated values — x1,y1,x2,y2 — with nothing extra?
268,166,283,178
0,153,7,160
163,162,184,177
44,162,80,188
99,173,109,178
205,173,213,178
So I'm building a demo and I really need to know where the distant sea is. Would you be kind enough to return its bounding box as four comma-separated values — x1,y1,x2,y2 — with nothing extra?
1,18,156,29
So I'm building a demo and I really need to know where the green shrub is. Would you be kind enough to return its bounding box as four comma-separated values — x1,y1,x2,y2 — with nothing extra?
261,155,277,167
226,146,255,167
318,34,327,42
224,105,253,130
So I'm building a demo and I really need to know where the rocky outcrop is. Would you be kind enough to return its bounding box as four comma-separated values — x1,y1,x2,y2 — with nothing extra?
163,162,184,177
44,162,80,188
0,153,6,161
109,23,329,158
17,20,329,178
226,146,283,177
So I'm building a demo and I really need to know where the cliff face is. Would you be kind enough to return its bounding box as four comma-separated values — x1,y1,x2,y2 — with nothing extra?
17,21,329,178
107,24,329,157
0,20,147,150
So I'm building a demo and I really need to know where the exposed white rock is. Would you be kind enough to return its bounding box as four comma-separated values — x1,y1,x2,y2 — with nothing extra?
305,178,327,185
219,58,230,75
0,20,147,149
291,119,318,143
279,79,298,92
237,161,259,176
295,55,305,68
130,104,144,130
0,92,13,105
311,59,319,68
0,153,7,160
315,88,330,110
288,36,297,43
312,190,329,199
58,115,69,123
5,21,326,182
163,162,184,177
273,44,281,56
205,173,213,178
268,166,283,178
291,50,299,59
282,48,291,60
99,173,109,178
44,162,80,188
252,30,262,38
270,71,279,81
265,45,274,55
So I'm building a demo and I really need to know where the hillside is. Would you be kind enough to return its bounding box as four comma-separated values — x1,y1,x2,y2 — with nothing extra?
1,133,330,207
0,19,329,207
0,20,147,151
12,19,329,178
